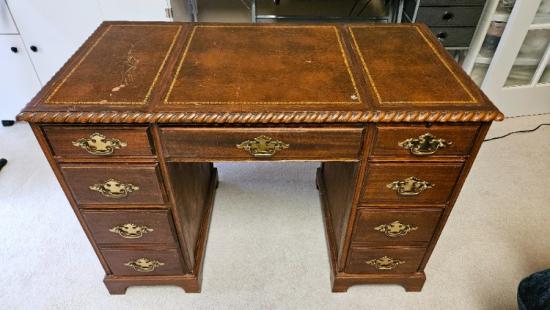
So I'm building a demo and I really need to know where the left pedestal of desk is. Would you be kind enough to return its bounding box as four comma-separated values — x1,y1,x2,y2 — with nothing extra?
30,124,218,294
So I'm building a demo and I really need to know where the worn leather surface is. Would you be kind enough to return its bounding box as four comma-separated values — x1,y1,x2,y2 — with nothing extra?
349,25,477,106
21,21,500,121
165,25,361,105
46,24,182,105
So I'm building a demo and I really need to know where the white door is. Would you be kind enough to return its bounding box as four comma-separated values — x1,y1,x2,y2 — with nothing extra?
0,35,41,121
481,0,550,116
6,0,103,84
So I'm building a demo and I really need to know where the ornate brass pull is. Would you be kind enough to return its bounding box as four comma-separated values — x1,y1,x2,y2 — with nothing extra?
72,132,127,155
124,258,164,272
374,220,418,238
366,256,405,270
398,133,452,155
89,178,139,198
387,176,433,196
236,135,289,157
109,224,153,239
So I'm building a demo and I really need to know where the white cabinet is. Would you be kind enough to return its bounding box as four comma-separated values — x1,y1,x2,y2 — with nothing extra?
0,35,41,121
6,0,103,83
0,0,174,122
0,0,17,33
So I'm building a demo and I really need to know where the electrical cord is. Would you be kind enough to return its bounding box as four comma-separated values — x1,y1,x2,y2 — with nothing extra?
483,123,550,142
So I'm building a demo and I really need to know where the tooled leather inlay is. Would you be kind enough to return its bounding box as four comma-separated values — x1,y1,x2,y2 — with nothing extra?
349,25,478,105
164,25,361,105
45,24,182,105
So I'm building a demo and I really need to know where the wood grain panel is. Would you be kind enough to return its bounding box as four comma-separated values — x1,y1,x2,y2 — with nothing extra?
102,248,185,276
346,246,426,274
81,209,177,245
160,127,363,161
167,162,214,268
321,162,359,257
61,164,165,205
44,126,153,157
352,208,442,243
372,124,479,157
361,162,463,205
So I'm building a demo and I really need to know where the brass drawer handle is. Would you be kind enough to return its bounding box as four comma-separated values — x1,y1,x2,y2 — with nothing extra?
89,178,139,198
72,132,127,155
109,223,153,239
387,176,433,196
374,220,418,238
124,258,164,272
398,133,452,156
366,256,405,270
236,135,289,157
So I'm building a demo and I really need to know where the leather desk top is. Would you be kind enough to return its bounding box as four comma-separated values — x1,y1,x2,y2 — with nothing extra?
17,22,503,124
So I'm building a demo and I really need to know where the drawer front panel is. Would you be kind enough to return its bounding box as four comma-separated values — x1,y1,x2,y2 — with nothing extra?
160,128,363,160
415,7,483,27
353,208,442,243
372,124,479,157
430,27,476,47
102,248,184,276
361,162,463,205
420,0,486,6
44,126,153,157
82,210,177,244
61,164,165,205
346,247,426,274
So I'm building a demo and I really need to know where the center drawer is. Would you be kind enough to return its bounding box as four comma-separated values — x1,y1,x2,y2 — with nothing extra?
160,127,364,161
60,164,166,205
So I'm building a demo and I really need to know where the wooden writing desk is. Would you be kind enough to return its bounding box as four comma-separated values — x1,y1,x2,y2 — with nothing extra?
18,22,503,294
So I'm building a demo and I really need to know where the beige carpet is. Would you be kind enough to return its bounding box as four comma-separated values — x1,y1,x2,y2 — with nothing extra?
1,115,549,309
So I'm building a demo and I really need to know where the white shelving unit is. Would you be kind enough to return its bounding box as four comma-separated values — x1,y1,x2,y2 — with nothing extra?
463,0,550,117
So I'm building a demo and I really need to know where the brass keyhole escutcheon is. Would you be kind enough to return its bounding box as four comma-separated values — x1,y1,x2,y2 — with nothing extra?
398,133,452,156
72,132,127,155
236,135,289,157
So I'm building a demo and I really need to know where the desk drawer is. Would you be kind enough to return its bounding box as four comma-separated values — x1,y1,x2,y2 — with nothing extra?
160,128,363,160
420,0,486,6
430,27,476,47
414,6,483,27
43,126,153,157
82,210,177,245
372,124,479,157
102,248,184,276
61,164,165,205
352,208,442,243
346,246,426,274
361,162,463,205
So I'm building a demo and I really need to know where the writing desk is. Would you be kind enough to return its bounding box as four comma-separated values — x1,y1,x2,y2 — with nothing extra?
18,22,503,294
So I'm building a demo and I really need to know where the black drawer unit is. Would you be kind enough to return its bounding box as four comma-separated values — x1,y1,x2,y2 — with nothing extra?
403,0,486,48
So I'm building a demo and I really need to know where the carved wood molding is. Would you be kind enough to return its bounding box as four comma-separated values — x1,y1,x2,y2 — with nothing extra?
17,110,504,124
